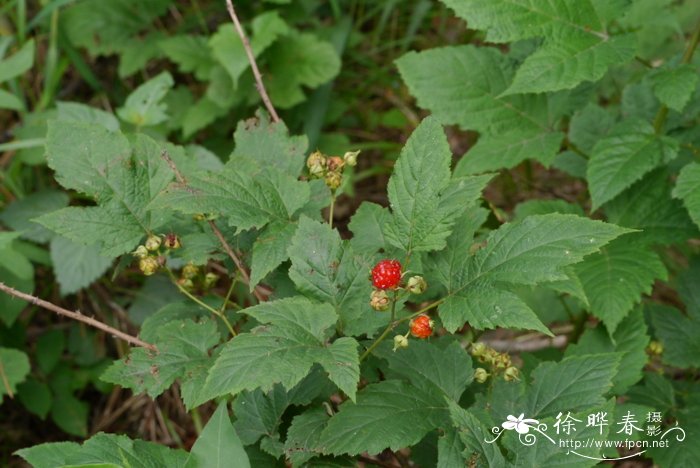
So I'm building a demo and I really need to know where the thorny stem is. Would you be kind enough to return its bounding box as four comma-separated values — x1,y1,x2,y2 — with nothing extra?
166,268,237,337
160,150,267,303
224,0,280,123
359,297,444,362
0,282,156,350
653,19,700,134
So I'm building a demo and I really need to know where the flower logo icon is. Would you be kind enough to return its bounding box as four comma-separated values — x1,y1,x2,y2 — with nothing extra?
502,414,540,434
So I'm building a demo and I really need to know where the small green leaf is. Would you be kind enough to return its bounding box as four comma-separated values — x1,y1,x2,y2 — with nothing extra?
185,404,250,468
0,347,30,403
0,39,34,83
446,400,506,467
673,162,700,230
650,303,700,369
650,64,699,112
116,71,174,127
17,378,52,419
250,221,297,289
0,190,69,243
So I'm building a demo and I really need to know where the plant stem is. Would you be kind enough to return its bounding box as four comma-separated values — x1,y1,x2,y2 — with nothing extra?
166,268,237,337
0,282,156,350
359,297,444,362
224,0,280,123
653,19,700,134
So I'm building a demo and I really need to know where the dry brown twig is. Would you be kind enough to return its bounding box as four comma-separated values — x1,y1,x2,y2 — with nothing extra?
160,151,268,302
224,0,280,123
0,282,156,351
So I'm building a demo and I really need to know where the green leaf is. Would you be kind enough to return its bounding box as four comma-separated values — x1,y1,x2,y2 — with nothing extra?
232,110,307,176
440,1,635,93
456,130,563,175
504,32,636,95
678,257,700,316
375,340,474,402
566,308,649,394
0,88,24,111
209,11,289,87
50,393,88,437
159,35,216,80
17,378,52,419
319,380,448,456
673,162,700,230
397,45,549,133
250,221,297,288
385,117,486,253
101,319,219,409
0,189,69,243
16,432,188,468
348,202,391,252
266,32,341,108
284,407,329,466
0,347,30,403
650,304,700,369
288,216,386,337
151,156,309,232
50,236,113,296
568,103,614,153
200,297,359,404
525,354,619,418
185,404,250,468
56,101,120,131
0,39,34,83
116,71,174,127
588,118,679,210
574,236,667,333
36,329,65,375
0,243,34,326
438,214,629,333
606,170,697,245
446,401,506,467
37,123,177,256
396,46,562,170
650,64,699,112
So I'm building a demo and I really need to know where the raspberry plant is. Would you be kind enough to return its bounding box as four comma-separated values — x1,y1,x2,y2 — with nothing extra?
2,0,700,467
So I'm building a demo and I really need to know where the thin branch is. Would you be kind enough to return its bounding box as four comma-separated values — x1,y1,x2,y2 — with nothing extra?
161,150,268,303
0,282,156,351
224,0,280,123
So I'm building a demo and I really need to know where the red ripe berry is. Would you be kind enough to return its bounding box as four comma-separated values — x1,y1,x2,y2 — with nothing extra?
410,315,433,339
371,259,402,290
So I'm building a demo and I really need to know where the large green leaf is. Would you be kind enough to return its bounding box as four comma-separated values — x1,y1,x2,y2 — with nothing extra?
384,117,491,253
318,380,448,456
566,308,649,394
574,236,667,333
437,214,629,333
446,401,506,467
37,124,178,256
288,216,386,337
101,319,219,410
150,156,309,232
15,432,187,468
375,340,474,402
525,354,619,418
199,297,359,403
440,0,635,93
588,119,679,210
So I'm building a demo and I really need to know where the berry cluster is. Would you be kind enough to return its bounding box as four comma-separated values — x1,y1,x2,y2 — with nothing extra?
132,233,182,276
470,342,520,383
306,150,360,190
176,263,220,292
